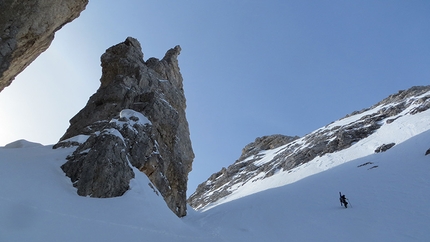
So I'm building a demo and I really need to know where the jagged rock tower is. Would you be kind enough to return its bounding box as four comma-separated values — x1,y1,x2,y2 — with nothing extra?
55,37,194,217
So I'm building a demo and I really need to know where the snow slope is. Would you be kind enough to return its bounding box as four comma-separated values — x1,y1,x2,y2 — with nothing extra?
1,102,430,241
0,145,217,242
186,129,430,241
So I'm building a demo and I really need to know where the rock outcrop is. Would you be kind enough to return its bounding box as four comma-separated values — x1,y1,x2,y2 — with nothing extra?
239,135,300,162
188,86,430,210
375,143,396,153
0,0,88,92
55,37,194,217
188,134,298,208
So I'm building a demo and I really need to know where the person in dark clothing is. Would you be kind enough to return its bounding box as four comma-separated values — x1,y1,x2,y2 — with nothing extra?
340,194,348,208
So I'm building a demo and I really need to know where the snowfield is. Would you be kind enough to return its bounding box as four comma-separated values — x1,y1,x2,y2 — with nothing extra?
0,144,216,242
1,108,430,241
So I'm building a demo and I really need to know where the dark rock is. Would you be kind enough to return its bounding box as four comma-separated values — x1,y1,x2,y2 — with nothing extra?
0,0,89,91
61,128,134,198
375,143,395,153
410,96,430,115
386,117,400,124
57,37,193,217
368,165,379,170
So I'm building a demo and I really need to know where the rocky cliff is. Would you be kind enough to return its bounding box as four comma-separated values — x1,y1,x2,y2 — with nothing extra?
55,37,194,217
188,86,430,210
0,0,88,92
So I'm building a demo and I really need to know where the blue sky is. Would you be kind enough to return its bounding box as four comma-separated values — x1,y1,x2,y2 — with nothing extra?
0,0,429,194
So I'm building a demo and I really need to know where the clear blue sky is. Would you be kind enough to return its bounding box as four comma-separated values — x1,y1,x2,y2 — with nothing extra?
0,0,429,194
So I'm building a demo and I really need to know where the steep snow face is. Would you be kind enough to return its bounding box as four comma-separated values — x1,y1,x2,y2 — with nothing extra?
189,86,430,210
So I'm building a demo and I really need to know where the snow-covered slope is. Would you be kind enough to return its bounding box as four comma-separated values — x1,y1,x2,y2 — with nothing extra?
189,86,430,210
2,128,430,241
185,129,430,241
0,145,216,242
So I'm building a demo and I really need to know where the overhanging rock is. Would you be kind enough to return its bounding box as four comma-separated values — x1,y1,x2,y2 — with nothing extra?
0,0,89,91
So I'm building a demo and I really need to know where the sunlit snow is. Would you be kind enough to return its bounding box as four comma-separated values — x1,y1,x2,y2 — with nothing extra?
119,109,151,125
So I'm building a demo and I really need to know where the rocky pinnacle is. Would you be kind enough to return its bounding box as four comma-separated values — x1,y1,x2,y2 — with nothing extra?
56,37,194,217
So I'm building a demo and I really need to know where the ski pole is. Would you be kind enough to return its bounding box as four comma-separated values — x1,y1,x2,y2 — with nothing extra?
347,199,352,208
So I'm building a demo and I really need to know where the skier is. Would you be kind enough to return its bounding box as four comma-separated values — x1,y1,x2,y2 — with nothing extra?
339,192,348,208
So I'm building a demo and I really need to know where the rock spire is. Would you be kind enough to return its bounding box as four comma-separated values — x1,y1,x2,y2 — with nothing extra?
55,37,194,217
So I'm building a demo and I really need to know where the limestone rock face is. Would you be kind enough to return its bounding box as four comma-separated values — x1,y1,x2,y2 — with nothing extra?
55,37,194,217
0,0,88,91
61,126,135,198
